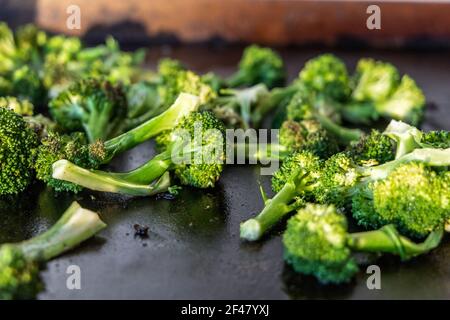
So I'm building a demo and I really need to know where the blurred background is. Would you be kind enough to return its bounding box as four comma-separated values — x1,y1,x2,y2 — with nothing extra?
1,0,450,49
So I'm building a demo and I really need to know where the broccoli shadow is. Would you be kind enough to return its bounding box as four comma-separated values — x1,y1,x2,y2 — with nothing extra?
281,263,356,299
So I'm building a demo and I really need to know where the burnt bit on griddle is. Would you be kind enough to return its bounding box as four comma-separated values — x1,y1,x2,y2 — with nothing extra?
156,192,176,200
133,224,149,239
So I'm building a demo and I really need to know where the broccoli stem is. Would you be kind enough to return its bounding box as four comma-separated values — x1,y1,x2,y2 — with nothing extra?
16,202,106,261
110,150,172,184
347,224,443,260
233,142,289,162
383,120,422,159
101,93,200,163
240,169,312,241
52,160,171,196
315,113,362,145
364,148,450,181
252,85,298,127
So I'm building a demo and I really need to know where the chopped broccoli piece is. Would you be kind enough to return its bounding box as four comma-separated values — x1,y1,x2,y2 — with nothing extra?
0,108,39,195
227,45,286,89
49,78,127,142
352,163,450,238
0,202,106,299
283,204,443,284
240,151,322,241
52,111,226,195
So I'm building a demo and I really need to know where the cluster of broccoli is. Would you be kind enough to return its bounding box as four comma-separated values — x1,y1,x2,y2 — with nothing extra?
0,22,446,295
241,120,450,284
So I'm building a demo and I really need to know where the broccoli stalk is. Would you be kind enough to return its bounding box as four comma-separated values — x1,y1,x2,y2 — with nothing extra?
283,204,443,284
51,111,226,195
101,93,201,163
52,161,171,196
240,151,322,241
0,202,106,299
241,147,450,241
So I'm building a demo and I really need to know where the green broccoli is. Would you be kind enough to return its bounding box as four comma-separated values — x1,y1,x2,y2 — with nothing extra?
342,59,425,126
346,129,395,165
352,162,450,238
315,148,450,208
240,150,323,241
51,111,226,195
233,119,339,163
49,78,127,142
283,204,443,284
227,45,286,89
286,88,363,145
35,93,201,192
0,201,106,299
0,108,39,195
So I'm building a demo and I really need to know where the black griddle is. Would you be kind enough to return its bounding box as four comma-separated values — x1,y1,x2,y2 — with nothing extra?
1,47,449,299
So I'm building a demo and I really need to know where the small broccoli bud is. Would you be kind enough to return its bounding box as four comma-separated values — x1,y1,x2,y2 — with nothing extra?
34,132,103,193
0,245,42,300
351,58,400,103
279,119,339,159
299,54,351,102
228,45,285,89
49,78,127,142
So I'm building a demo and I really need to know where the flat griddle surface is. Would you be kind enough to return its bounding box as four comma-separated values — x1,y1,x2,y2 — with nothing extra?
1,47,449,299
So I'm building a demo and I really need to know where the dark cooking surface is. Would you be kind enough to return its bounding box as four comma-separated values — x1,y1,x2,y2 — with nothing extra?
1,47,449,299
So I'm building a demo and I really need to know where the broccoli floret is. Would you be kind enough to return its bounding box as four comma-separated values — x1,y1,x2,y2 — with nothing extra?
351,58,400,103
49,78,127,142
35,93,201,193
421,130,450,149
0,108,39,195
240,151,322,241
352,163,450,238
279,119,339,159
0,245,41,300
227,45,285,89
156,58,216,108
346,129,395,165
283,204,443,284
376,75,425,126
34,132,102,193
343,59,425,126
0,96,34,116
0,202,106,299
298,54,351,102
286,89,363,145
51,111,226,195
215,84,270,129
315,148,450,208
